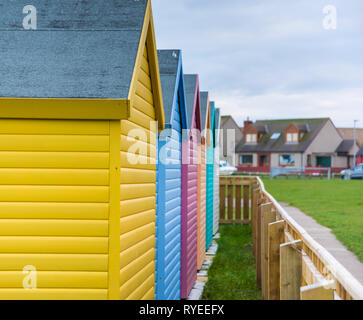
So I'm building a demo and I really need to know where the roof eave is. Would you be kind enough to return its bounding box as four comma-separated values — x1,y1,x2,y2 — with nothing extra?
0,97,129,120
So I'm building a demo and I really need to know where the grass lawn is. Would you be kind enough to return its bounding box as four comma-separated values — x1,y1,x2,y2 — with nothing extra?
202,224,261,300
262,178,363,261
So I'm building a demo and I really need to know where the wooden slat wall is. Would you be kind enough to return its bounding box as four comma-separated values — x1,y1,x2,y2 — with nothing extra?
155,93,182,300
0,119,110,300
181,127,198,299
119,44,157,300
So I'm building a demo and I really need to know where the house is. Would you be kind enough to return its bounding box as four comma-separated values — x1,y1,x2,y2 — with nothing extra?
155,50,188,300
338,128,363,146
235,118,357,173
0,0,164,300
220,115,243,166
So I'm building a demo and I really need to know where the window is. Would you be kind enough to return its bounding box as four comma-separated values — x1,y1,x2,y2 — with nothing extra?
270,133,281,140
246,134,257,143
300,132,305,139
280,154,295,166
240,155,253,164
286,133,298,143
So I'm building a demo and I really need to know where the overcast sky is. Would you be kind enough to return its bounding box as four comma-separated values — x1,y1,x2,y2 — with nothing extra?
152,0,363,128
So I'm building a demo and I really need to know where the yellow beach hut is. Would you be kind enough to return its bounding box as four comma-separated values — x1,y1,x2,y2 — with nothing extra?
0,0,164,300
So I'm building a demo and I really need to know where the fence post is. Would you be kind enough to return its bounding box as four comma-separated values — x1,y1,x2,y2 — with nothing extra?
243,184,250,224
280,240,302,300
235,183,241,223
219,182,226,223
261,202,275,300
256,196,262,287
227,179,233,223
268,220,285,300
252,188,259,258
300,281,335,300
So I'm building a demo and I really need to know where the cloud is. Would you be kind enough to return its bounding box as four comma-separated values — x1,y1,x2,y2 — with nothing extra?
152,0,363,127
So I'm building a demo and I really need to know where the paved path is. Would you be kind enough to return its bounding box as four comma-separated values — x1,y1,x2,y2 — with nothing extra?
280,203,363,285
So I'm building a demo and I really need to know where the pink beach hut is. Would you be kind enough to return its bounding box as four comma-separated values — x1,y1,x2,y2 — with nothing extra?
181,74,202,299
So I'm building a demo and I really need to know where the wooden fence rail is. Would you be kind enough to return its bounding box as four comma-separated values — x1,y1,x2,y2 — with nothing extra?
219,176,363,300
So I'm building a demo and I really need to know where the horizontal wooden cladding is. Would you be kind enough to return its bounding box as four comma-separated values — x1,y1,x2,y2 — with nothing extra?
120,168,155,184
120,134,156,158
0,169,109,186
120,209,154,237
0,135,109,152
138,67,152,92
0,152,109,169
0,186,109,203
0,220,108,237
120,184,155,201
140,52,150,76
120,222,154,251
0,254,108,271
0,237,108,254
129,106,157,132
0,203,109,220
120,260,154,300
0,271,108,288
133,93,155,120
121,120,156,145
0,288,107,300
135,84,154,112
0,120,110,135
120,235,154,270
121,151,156,171
120,248,154,287
120,197,155,218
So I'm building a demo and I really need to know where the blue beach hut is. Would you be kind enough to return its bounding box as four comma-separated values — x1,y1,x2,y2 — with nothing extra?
155,50,188,300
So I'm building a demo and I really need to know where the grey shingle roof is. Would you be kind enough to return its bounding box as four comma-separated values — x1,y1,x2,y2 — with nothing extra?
236,118,329,153
200,91,209,130
336,140,354,153
157,50,180,126
184,74,198,129
0,0,148,98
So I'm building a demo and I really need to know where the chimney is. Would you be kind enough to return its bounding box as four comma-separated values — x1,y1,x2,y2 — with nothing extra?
243,117,253,135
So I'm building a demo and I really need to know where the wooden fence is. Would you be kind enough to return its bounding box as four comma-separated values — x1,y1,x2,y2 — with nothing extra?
219,176,363,300
219,176,252,224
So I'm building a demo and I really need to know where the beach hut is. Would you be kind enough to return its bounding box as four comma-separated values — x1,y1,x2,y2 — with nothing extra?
213,108,221,235
0,0,164,300
155,50,188,300
206,101,216,249
181,75,202,299
198,91,210,269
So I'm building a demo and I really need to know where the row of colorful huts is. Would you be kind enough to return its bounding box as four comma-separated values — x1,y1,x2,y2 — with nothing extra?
155,52,221,300
0,0,219,299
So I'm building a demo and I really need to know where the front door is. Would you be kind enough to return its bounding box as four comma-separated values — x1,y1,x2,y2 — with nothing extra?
259,154,269,167
316,156,331,167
